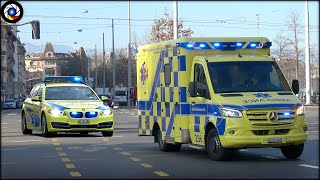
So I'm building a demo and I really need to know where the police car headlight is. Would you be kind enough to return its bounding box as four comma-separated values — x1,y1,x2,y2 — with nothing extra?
101,108,112,116
219,107,242,118
296,105,305,115
48,109,66,116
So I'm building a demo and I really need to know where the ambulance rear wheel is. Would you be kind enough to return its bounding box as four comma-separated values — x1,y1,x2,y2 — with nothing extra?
206,128,232,161
157,127,181,152
281,144,304,159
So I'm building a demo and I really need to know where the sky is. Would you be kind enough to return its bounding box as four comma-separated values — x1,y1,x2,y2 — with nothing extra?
2,1,319,54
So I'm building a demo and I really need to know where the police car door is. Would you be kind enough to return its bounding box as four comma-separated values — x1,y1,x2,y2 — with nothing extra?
189,63,211,145
24,85,40,129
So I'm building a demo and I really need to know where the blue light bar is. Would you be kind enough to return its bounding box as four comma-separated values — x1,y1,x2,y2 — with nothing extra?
186,44,193,48
250,43,257,47
42,76,84,84
213,43,220,47
236,42,243,47
199,43,206,48
211,42,245,50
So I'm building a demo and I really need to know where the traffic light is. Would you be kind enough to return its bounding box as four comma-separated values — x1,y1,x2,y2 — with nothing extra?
31,20,40,39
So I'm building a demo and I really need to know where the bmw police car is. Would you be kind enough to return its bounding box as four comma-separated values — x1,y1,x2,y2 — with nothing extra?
21,76,114,137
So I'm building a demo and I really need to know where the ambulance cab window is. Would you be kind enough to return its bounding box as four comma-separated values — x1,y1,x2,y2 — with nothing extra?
164,63,171,85
194,64,209,98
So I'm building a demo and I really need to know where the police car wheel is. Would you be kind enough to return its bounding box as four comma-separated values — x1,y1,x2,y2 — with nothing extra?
281,144,304,159
21,113,32,135
102,131,113,137
206,128,232,161
41,115,53,137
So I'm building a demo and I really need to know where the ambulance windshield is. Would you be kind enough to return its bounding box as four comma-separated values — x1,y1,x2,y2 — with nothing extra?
207,61,291,93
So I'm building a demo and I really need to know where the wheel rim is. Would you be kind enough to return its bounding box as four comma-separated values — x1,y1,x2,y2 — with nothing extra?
42,117,46,135
209,136,221,154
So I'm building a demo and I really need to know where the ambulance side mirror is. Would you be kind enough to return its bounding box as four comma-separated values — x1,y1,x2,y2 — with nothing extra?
188,82,198,97
292,79,299,95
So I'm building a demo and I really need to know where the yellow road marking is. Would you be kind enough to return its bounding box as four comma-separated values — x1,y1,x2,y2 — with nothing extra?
51,139,58,142
114,147,122,151
61,158,70,162
65,164,75,169
154,171,169,176
53,142,60,146
120,152,131,156
56,147,63,151
70,172,81,177
102,138,109,142
130,157,141,162
58,152,67,157
141,163,152,168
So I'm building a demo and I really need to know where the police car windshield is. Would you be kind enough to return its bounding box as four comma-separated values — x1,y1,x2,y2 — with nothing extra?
45,86,99,100
207,61,291,93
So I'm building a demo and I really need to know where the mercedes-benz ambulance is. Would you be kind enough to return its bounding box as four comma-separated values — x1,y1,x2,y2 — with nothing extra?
136,37,307,161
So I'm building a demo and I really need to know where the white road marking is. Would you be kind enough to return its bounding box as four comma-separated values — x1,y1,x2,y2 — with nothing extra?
2,123,8,125
262,156,279,160
189,145,204,150
9,140,43,143
111,135,123,138
8,113,17,116
299,164,319,169
1,148,28,151
239,149,248,152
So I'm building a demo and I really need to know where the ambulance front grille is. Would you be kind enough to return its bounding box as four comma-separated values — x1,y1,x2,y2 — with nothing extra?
246,109,295,126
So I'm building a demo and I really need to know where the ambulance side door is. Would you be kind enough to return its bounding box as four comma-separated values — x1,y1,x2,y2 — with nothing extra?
188,61,211,145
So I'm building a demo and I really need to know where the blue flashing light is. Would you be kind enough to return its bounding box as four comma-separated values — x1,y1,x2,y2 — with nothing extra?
186,44,193,48
213,43,220,47
236,42,243,47
134,49,138,53
43,76,84,84
71,112,77,115
199,43,206,48
74,76,81,81
250,43,257,47
283,112,290,116
85,111,98,118
69,112,83,118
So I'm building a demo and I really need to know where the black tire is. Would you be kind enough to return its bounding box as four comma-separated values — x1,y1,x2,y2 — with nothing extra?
41,114,53,138
157,127,181,152
21,113,32,135
206,128,233,161
80,132,89,135
102,131,113,137
281,144,304,159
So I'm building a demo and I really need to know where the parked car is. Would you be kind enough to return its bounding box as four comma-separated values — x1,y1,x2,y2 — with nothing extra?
98,94,114,108
3,99,17,109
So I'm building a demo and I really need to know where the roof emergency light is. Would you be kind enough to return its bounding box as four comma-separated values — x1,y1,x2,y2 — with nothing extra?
42,76,84,84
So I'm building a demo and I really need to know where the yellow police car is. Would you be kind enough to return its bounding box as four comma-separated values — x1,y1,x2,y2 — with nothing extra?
21,76,114,137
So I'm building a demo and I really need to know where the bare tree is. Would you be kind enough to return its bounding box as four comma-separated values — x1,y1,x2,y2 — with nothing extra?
273,30,293,61
149,9,194,43
287,9,305,80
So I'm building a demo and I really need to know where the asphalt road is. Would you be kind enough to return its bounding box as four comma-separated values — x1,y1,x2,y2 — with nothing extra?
1,106,319,179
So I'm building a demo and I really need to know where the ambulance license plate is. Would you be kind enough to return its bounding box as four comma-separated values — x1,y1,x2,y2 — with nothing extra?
78,119,90,124
267,138,282,143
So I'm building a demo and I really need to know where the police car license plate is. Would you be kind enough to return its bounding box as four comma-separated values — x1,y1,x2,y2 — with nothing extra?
267,138,282,143
78,119,90,124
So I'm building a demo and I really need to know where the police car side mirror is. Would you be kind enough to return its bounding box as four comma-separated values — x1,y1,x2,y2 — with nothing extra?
31,96,41,102
188,82,198,97
101,96,108,101
292,79,299,95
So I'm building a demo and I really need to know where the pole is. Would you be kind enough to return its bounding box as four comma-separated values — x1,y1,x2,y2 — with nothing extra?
87,57,90,81
256,14,260,37
103,33,106,94
95,44,97,89
112,19,116,100
305,1,311,105
173,0,178,39
127,0,132,106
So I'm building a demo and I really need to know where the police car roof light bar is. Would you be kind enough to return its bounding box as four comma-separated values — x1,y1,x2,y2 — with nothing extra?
42,76,84,84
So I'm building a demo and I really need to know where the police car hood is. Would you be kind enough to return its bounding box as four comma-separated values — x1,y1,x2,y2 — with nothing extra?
44,100,106,110
218,92,302,110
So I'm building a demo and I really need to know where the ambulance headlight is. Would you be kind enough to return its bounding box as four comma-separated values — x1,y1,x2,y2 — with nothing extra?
101,108,112,116
296,105,305,115
48,109,66,116
219,107,242,118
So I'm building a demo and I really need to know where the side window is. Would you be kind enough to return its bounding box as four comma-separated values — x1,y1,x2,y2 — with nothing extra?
36,86,43,100
194,63,210,99
29,85,40,98
164,63,171,85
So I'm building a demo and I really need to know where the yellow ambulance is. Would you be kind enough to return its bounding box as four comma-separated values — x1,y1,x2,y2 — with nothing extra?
136,37,307,161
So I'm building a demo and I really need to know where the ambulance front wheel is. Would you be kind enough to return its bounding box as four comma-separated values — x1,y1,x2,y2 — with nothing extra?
157,127,181,152
206,128,233,161
280,144,304,159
